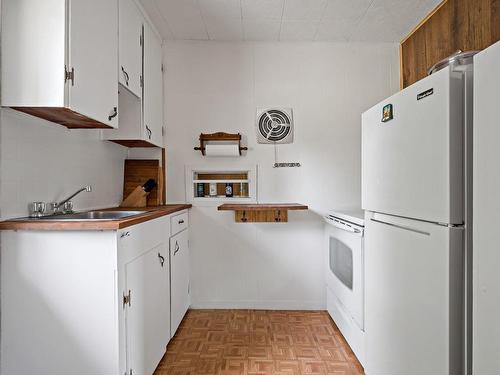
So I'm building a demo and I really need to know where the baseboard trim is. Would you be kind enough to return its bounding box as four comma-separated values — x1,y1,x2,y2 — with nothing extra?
190,300,326,310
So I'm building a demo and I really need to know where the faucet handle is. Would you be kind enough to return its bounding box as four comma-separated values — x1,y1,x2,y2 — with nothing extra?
62,201,74,213
85,185,92,192
29,202,46,218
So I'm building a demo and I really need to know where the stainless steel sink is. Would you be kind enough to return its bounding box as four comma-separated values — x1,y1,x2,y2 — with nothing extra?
30,210,146,221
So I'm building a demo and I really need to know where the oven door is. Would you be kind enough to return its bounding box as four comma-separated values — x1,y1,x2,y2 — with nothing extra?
325,217,364,330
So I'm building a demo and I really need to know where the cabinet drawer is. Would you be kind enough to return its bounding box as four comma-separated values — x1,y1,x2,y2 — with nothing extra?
171,211,188,235
118,215,170,262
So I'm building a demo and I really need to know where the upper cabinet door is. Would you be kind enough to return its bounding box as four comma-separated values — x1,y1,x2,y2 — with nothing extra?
1,0,66,107
143,22,164,147
119,0,143,98
69,0,119,128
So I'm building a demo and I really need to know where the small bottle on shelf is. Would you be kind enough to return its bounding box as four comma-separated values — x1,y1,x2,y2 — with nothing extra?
240,183,247,197
225,183,233,197
197,183,205,197
209,183,217,197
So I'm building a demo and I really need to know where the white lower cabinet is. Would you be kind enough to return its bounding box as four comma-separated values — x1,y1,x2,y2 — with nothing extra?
125,243,170,375
170,228,190,337
0,209,190,375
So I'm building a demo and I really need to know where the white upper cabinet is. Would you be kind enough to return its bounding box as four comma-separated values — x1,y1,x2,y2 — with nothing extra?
119,0,143,98
103,16,164,148
143,21,164,147
1,0,119,129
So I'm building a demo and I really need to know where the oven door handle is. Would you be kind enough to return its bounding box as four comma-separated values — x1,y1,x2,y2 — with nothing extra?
325,217,363,235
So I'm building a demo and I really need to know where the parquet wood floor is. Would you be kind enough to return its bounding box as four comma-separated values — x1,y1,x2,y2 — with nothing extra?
154,310,364,375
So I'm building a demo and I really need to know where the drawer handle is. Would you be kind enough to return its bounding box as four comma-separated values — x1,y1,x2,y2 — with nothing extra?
120,231,130,238
178,219,184,224
174,241,179,255
158,252,165,267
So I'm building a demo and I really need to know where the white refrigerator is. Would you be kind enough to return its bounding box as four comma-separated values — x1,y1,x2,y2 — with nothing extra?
361,63,472,375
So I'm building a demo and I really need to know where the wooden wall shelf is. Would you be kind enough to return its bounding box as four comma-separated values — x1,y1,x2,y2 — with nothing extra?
218,203,308,223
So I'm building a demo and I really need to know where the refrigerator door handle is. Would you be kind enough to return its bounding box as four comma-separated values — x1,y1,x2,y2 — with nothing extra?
370,218,430,236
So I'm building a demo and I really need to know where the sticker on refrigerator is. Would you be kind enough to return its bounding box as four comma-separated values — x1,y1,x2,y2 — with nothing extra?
417,88,434,100
381,104,393,122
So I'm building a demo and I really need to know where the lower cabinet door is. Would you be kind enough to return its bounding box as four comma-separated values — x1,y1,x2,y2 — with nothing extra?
170,229,190,337
126,243,170,375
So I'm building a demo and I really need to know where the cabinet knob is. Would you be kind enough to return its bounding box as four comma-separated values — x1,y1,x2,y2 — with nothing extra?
158,252,165,267
121,66,129,86
178,219,184,224
108,106,118,121
174,241,180,255
145,125,152,140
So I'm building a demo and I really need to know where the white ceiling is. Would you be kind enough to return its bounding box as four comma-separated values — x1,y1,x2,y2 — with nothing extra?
138,0,442,43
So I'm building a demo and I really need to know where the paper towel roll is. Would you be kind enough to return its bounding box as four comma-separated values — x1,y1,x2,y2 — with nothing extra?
205,144,240,157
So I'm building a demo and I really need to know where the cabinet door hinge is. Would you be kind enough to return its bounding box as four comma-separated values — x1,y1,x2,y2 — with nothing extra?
140,33,143,47
140,75,143,88
65,66,74,86
123,290,131,308
161,63,164,73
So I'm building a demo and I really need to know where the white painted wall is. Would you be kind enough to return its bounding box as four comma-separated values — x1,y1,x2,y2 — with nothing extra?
0,109,128,219
164,41,400,309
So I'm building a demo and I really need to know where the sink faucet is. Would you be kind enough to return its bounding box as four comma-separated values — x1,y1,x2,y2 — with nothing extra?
53,185,92,213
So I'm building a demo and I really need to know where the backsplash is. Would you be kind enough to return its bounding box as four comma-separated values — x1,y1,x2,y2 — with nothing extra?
0,109,128,219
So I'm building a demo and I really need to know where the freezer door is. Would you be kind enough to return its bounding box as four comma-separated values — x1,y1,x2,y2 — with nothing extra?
365,212,464,375
362,67,464,224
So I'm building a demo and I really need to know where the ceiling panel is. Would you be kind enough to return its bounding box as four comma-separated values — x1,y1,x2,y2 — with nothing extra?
241,0,285,19
198,0,241,19
349,2,399,42
142,0,442,42
316,19,360,41
154,0,208,40
282,0,327,21
205,17,243,41
322,0,372,21
137,0,174,39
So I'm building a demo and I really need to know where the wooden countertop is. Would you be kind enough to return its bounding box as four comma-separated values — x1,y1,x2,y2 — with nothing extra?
217,203,308,211
0,204,192,231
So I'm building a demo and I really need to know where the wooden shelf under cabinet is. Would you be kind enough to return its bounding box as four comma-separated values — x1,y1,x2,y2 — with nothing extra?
218,203,308,223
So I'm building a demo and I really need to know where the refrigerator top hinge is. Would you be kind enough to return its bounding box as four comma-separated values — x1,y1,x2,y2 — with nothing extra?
65,66,74,86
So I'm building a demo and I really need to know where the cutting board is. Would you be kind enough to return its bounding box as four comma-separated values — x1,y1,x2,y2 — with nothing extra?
123,159,164,206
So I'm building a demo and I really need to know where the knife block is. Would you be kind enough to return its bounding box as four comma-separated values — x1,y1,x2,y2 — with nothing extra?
121,185,149,208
